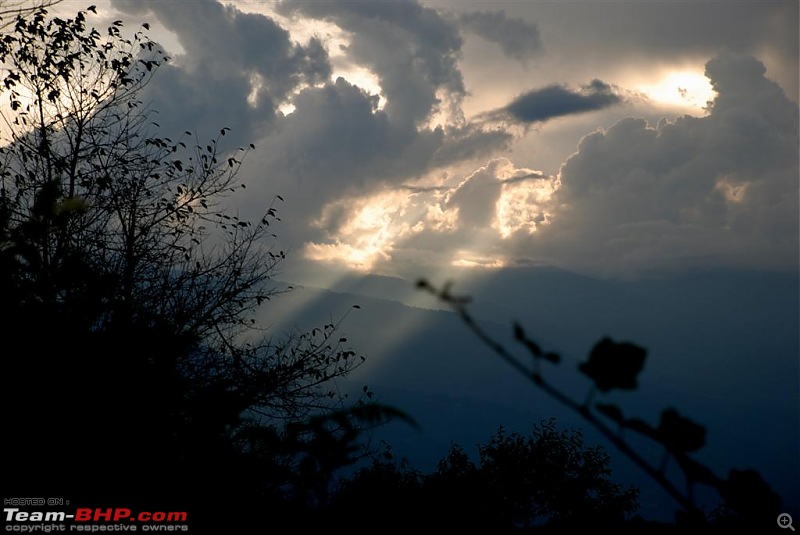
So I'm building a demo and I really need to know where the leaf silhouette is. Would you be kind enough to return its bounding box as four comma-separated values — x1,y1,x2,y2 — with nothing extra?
656,408,705,453
578,337,646,392
719,469,782,520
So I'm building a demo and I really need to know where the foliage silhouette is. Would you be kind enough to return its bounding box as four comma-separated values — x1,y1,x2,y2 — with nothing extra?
417,278,782,529
0,6,407,529
327,419,638,531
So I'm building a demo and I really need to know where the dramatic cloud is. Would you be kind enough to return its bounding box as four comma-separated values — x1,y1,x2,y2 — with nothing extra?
303,157,555,272
446,161,506,228
103,0,514,257
277,0,465,127
458,10,543,61
521,53,799,276
489,80,625,124
239,78,509,235
249,78,441,199
445,160,548,230
87,2,797,280
307,53,797,279
112,0,331,145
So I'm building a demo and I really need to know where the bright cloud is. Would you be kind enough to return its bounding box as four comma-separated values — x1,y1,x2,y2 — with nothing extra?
303,157,556,272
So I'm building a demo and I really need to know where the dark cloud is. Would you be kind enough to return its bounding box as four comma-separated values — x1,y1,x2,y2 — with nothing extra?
458,10,542,61
277,0,464,127
497,79,624,124
112,0,331,145
429,124,512,168
257,77,439,192
446,160,505,228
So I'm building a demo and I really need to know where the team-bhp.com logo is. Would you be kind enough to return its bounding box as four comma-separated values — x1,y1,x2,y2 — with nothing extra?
5,507,189,531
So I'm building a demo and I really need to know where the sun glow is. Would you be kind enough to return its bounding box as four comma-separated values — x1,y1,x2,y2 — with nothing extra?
638,70,716,111
302,160,562,273
715,175,748,204
495,178,556,238
332,65,386,109
304,190,412,271
451,255,505,269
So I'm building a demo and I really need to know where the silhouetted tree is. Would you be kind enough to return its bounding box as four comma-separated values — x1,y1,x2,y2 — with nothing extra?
328,420,638,531
0,6,402,528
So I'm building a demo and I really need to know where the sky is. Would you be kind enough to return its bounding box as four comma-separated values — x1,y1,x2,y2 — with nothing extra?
56,0,799,283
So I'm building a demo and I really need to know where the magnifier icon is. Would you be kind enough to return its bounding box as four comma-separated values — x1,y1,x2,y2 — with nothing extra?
779,513,795,531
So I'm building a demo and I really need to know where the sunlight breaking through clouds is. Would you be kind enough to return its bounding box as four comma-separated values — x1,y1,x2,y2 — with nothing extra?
99,0,797,279
303,158,558,271
451,255,506,269
635,68,717,112
495,185,553,239
305,189,414,270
